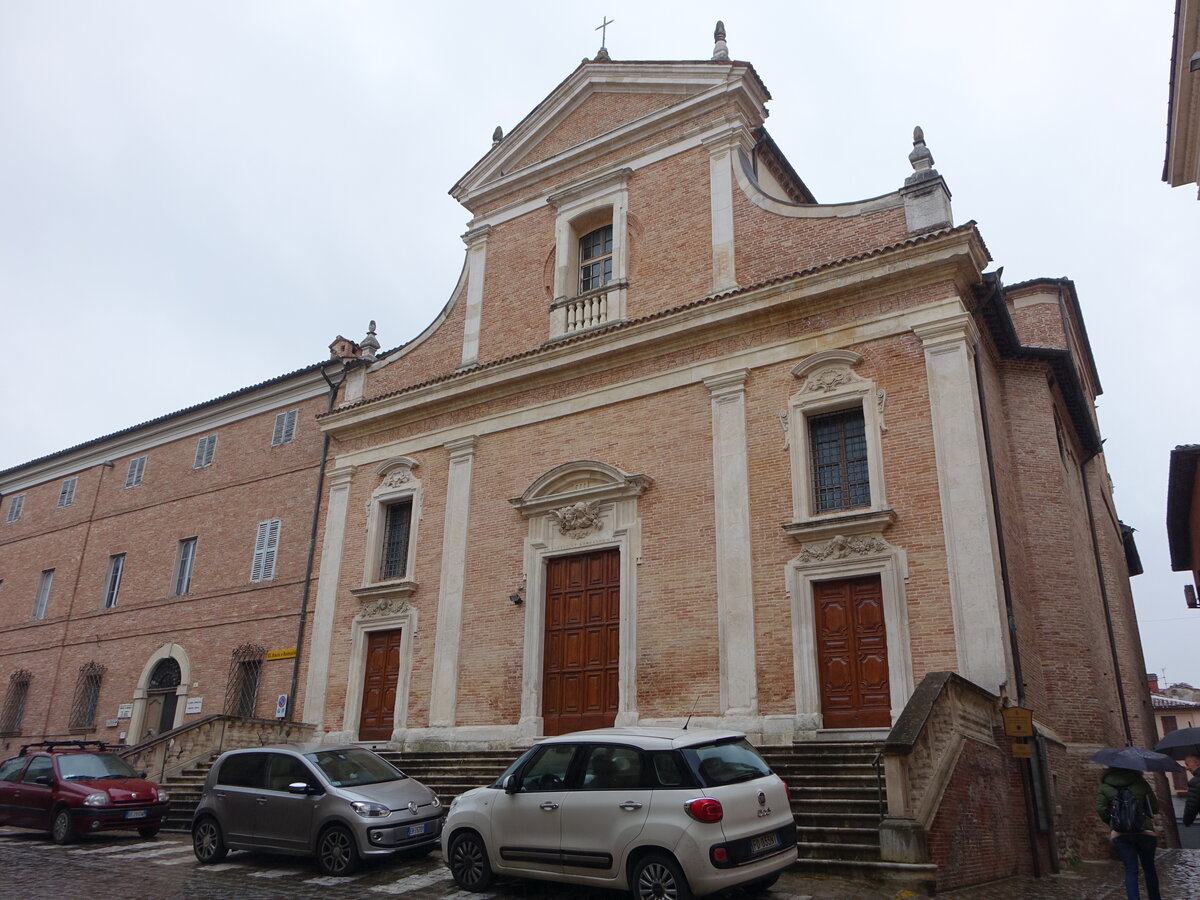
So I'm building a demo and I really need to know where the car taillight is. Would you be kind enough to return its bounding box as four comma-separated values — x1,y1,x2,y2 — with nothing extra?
685,797,723,823
779,779,789,799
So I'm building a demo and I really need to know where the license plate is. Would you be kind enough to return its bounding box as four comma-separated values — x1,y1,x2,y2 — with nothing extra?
750,832,779,854
125,809,148,820
406,822,427,837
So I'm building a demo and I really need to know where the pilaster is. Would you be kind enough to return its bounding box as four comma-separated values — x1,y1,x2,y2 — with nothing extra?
460,227,491,367
703,130,750,294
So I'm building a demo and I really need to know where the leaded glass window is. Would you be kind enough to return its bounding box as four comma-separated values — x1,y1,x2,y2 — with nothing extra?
809,408,870,512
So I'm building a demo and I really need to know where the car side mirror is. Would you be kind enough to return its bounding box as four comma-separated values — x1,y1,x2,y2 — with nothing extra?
139,771,148,779
503,774,519,795
35,775,53,786
288,781,320,795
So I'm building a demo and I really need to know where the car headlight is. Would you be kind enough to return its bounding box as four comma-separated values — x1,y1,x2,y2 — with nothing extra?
83,792,110,807
350,800,390,818
430,794,441,808
156,790,170,803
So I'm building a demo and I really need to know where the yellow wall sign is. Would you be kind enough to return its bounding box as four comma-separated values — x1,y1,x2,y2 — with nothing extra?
266,648,297,661
1002,706,1034,737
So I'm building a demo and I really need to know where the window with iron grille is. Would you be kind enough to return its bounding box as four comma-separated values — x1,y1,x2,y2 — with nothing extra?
380,499,413,580
249,518,281,583
32,569,54,620
193,434,218,469
174,538,197,595
809,408,870,512
57,477,77,508
578,224,613,293
0,670,31,735
224,644,264,718
125,456,147,488
271,409,298,446
5,494,24,523
68,662,105,731
103,554,125,609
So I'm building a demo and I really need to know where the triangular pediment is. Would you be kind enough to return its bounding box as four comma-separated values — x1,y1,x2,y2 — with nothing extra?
451,59,770,211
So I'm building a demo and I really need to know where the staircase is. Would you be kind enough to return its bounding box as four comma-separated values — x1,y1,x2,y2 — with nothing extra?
376,749,521,804
158,755,219,831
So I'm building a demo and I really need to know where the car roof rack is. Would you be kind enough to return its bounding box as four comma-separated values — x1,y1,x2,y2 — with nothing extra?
18,740,113,756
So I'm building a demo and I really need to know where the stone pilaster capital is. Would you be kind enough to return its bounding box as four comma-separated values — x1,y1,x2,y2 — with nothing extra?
703,369,750,399
912,313,980,351
444,435,478,458
461,224,492,248
327,466,356,489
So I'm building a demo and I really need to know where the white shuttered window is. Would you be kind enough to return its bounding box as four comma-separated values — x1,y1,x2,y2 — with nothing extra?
125,456,146,488
57,478,77,508
193,434,217,469
271,409,298,446
249,519,281,583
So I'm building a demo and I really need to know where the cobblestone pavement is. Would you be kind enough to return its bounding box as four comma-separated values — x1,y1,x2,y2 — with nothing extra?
0,827,1197,899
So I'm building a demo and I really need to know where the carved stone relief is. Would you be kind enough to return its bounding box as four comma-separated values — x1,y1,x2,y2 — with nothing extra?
802,366,862,394
381,469,412,489
359,595,412,620
548,500,603,538
797,533,889,563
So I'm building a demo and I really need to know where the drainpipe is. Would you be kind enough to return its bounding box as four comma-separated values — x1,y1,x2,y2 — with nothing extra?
286,363,346,722
972,329,1050,877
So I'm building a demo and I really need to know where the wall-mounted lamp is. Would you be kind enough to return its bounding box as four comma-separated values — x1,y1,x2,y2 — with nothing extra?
509,584,525,605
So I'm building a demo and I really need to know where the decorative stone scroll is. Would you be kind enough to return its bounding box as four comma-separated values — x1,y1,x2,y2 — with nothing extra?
548,500,603,538
797,534,889,563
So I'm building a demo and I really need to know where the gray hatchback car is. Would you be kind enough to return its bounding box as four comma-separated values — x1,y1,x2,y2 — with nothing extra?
192,743,442,876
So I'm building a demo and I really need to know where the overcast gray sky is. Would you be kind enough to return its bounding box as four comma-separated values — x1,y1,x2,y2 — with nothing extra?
3,1,1198,689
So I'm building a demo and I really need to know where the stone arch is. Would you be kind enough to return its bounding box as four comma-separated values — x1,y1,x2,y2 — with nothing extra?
128,643,191,744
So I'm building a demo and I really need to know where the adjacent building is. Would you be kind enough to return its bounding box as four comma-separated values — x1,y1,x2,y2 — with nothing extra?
1165,0,1200,196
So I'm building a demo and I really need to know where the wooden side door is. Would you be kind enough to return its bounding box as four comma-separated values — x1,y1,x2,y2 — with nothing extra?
543,549,620,736
814,575,891,729
359,629,403,741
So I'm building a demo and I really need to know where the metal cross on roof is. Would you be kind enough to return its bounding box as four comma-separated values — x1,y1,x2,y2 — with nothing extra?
595,16,614,48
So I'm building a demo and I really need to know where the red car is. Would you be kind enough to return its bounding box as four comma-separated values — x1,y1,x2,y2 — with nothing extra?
0,740,170,843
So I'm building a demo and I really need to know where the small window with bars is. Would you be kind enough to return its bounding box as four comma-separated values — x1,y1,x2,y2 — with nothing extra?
175,538,197,595
68,662,105,731
380,499,413,581
33,569,54,620
103,554,125,609
578,224,613,294
125,456,147,488
249,518,281,583
224,644,264,718
57,477,78,508
0,670,31,736
5,494,24,523
194,434,218,469
271,409,298,446
809,408,870,513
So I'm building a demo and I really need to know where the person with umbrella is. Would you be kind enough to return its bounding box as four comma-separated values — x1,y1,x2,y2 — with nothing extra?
1090,747,1179,900
1153,727,1200,829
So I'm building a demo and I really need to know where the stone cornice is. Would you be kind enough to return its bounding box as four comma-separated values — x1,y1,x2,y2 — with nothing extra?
782,508,898,543
318,226,989,443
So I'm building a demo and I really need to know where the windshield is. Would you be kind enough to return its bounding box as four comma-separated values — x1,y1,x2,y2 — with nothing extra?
682,738,771,787
57,753,139,781
304,748,406,788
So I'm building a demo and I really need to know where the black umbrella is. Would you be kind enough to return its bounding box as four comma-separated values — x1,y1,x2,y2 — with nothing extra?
1154,727,1200,761
1089,746,1186,772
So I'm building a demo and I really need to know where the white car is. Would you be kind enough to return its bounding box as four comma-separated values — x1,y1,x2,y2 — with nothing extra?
441,727,796,899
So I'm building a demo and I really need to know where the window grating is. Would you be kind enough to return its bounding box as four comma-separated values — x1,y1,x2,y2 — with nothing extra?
380,500,413,580
809,408,870,512
68,662,106,731
148,657,181,691
224,644,265,718
0,670,31,735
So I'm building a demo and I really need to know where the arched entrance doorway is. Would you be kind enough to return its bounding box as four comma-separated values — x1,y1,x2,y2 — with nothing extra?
143,657,182,737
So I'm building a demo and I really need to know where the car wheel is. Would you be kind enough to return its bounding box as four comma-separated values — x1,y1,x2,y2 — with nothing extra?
315,825,360,877
137,825,161,839
192,816,228,864
51,808,75,845
631,853,693,900
448,831,494,892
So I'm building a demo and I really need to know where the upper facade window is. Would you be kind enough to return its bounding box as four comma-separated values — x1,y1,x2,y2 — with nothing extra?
249,518,281,583
5,494,24,523
271,409,298,447
359,458,422,594
194,434,218,469
578,225,613,294
380,499,414,581
57,477,77,508
810,409,870,512
32,569,54,621
103,554,125,609
125,456,147,488
175,538,197,596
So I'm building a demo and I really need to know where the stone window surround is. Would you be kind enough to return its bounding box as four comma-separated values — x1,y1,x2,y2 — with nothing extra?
355,457,422,599
128,643,191,742
341,600,418,744
785,350,891,535
786,535,914,732
547,169,631,338
509,460,650,741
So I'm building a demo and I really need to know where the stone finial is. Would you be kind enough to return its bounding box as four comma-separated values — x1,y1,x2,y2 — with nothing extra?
360,320,380,361
905,126,939,185
712,21,729,61
492,126,503,144
595,46,611,62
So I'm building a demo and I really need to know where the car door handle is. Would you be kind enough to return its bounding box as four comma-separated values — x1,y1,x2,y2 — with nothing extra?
539,801,560,811
255,797,268,805
618,801,643,811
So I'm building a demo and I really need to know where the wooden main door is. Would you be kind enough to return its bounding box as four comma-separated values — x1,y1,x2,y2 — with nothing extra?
814,575,891,729
359,629,403,741
543,548,620,736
